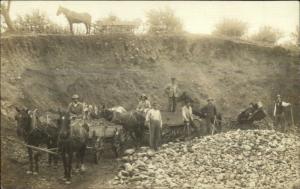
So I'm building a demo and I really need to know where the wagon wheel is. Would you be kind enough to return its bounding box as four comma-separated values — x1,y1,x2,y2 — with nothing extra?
162,127,174,142
193,118,208,136
94,148,102,164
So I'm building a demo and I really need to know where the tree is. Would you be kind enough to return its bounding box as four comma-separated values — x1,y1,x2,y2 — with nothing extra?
0,0,15,33
251,26,283,45
14,9,66,34
146,7,183,35
291,25,300,46
213,18,248,38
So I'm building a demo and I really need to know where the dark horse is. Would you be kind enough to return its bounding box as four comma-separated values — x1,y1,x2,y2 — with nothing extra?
101,108,146,145
15,108,59,175
57,111,89,184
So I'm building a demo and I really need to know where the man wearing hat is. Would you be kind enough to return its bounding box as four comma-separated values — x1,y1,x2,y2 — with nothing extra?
202,97,218,134
273,94,291,132
145,102,163,151
68,94,84,118
165,77,180,112
136,93,151,114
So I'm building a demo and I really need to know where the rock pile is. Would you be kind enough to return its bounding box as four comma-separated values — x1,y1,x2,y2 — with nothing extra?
111,130,300,189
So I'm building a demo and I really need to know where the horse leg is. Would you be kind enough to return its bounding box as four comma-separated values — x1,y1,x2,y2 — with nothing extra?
80,144,86,172
69,22,73,35
75,151,80,173
85,23,88,35
48,153,52,166
47,141,53,166
53,152,58,169
113,142,119,158
33,152,41,175
50,140,58,168
63,149,72,184
27,147,34,174
61,149,68,181
67,151,73,184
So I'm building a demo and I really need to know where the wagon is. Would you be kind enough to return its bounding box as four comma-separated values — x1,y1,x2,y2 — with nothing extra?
86,119,123,164
143,111,206,143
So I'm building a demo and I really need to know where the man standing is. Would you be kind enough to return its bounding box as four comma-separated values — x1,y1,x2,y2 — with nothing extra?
68,94,84,118
202,97,218,134
165,77,180,112
182,100,194,138
274,94,291,132
145,102,163,151
136,94,151,114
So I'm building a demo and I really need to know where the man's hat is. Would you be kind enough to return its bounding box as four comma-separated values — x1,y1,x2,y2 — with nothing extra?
152,102,158,106
277,94,281,98
184,99,191,104
171,77,176,80
141,93,148,99
207,97,214,102
72,94,79,99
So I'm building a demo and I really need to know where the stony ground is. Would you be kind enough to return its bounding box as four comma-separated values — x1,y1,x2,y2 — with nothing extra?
111,130,300,189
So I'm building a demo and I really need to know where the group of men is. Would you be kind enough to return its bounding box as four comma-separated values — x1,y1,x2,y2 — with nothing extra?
135,77,218,150
67,77,294,151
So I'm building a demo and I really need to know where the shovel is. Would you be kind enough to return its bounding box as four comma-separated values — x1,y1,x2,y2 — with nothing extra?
290,106,295,130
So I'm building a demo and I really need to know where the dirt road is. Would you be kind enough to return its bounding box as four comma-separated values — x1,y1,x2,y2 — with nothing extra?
1,125,121,189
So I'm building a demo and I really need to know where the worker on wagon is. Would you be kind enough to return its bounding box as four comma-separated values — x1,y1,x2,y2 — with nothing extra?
165,77,180,112
182,100,194,138
145,102,163,151
136,93,151,114
242,103,256,120
68,94,84,119
202,97,218,134
274,94,291,132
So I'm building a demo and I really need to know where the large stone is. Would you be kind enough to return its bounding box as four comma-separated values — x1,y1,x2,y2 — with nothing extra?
124,148,135,155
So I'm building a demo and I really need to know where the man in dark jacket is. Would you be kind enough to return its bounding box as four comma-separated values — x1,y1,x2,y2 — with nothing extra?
202,97,217,134
164,77,180,112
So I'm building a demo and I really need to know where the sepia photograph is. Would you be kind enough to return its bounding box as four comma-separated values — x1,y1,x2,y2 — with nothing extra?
1,1,299,188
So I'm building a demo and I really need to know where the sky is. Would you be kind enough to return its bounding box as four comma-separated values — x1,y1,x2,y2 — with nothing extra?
7,1,300,43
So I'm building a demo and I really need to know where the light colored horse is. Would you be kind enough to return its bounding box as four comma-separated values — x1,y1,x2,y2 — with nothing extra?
56,6,91,34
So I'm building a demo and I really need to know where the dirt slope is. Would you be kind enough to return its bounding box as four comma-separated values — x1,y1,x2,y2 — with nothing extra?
1,34,299,188
1,34,299,120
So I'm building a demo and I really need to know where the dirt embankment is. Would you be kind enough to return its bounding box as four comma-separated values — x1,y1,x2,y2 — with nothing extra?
1,34,299,189
1,34,299,121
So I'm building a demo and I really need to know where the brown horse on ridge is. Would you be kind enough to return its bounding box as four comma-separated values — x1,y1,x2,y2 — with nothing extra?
56,6,91,34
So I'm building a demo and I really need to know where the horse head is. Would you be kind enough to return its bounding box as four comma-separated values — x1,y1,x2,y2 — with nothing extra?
57,111,71,140
15,107,31,138
132,111,146,125
101,109,114,122
56,6,63,16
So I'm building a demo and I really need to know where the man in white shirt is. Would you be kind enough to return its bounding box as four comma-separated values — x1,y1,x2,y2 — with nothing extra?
145,102,163,151
273,94,291,132
182,100,193,137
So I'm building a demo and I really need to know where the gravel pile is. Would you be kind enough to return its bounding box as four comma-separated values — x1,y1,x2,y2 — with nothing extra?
111,129,300,189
